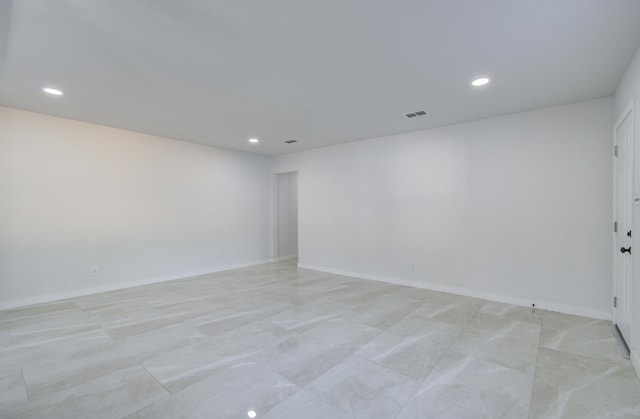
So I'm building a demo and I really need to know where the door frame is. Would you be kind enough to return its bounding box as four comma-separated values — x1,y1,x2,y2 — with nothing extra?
613,100,635,336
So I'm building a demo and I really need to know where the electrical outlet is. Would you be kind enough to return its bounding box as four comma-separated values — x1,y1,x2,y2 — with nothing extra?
92,266,99,275
220,252,224,259
409,263,415,271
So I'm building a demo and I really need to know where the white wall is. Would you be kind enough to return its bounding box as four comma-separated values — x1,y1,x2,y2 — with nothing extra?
0,107,272,308
0,98,616,319
275,98,614,319
276,171,298,259
615,44,640,370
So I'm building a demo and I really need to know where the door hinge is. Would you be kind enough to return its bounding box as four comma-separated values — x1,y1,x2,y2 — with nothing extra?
615,145,619,157
614,296,618,308
614,221,618,233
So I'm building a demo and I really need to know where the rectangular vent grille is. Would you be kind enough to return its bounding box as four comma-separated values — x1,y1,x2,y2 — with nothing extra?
405,110,428,118
284,140,298,144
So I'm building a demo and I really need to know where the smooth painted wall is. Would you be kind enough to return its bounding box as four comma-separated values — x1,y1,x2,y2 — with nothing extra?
615,43,640,368
275,98,614,318
0,107,272,308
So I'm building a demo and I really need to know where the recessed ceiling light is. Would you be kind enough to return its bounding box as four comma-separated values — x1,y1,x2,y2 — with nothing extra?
247,411,257,418
471,77,490,87
42,87,63,96
249,138,259,143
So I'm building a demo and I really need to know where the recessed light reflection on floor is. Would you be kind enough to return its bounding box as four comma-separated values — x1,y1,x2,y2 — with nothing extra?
247,410,257,418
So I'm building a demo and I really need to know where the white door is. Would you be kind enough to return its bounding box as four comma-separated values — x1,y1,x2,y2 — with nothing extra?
613,104,634,344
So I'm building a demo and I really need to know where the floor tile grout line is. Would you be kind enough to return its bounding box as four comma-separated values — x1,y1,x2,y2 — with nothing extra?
392,302,483,419
391,300,544,417
140,363,173,396
539,345,631,368
252,373,314,418
351,352,421,383
20,367,30,403
526,309,545,419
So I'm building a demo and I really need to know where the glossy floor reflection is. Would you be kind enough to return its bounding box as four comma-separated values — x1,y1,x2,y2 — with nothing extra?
1,260,639,418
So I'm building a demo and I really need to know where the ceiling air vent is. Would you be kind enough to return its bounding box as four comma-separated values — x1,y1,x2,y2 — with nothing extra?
405,110,428,118
284,140,298,144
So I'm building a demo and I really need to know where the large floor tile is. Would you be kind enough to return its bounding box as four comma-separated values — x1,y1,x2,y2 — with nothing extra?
254,334,358,386
105,315,187,340
129,359,298,419
266,302,349,333
355,315,461,380
188,371,298,419
22,344,138,401
4,309,100,346
147,297,218,321
540,311,627,365
212,318,298,353
9,366,167,419
84,302,168,329
185,301,294,336
115,323,208,358
350,293,424,330
452,313,540,374
301,316,382,351
141,337,263,393
0,329,115,374
264,355,420,419
0,325,11,348
0,370,29,414
122,395,195,419
413,296,484,328
397,351,533,419
530,347,640,418
1,261,638,418
479,300,543,325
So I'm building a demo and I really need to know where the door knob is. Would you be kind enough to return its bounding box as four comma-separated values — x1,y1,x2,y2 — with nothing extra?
621,247,632,254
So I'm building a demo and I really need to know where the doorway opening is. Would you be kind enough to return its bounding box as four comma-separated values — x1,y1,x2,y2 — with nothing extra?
275,171,299,262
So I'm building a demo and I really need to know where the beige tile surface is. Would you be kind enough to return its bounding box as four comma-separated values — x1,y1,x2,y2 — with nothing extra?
1,260,638,419
530,348,640,418
0,370,28,411
452,313,540,374
355,315,461,380
9,366,168,419
540,311,628,365
397,351,533,419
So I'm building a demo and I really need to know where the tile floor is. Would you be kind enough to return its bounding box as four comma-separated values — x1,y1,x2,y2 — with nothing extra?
1,260,639,418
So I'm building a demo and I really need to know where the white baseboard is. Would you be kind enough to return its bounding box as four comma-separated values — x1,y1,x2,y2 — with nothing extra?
0,259,271,311
3,260,613,323
268,255,298,262
298,263,612,321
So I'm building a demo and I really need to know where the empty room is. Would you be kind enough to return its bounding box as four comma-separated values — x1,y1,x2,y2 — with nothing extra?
3,1,640,418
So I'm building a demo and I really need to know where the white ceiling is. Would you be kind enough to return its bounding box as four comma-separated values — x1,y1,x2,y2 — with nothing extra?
1,1,640,156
